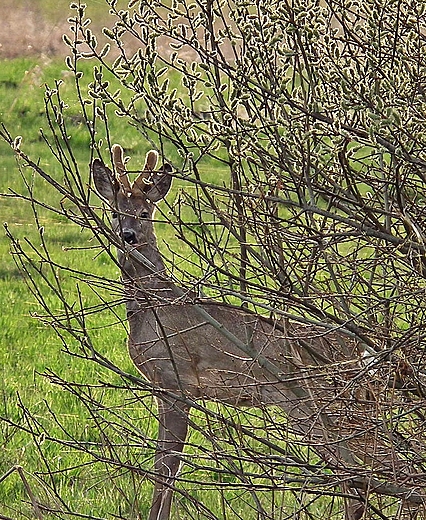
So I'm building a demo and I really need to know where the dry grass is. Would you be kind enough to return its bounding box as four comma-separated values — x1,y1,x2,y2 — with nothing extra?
1,0,67,58
0,0,232,61
0,0,118,59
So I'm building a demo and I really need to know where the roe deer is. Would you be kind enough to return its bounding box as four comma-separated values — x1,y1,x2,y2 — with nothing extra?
91,144,423,520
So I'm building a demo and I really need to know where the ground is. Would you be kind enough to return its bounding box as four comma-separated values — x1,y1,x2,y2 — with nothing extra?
0,0,122,59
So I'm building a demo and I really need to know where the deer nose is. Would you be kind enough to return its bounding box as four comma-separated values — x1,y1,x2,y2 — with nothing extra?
122,229,138,245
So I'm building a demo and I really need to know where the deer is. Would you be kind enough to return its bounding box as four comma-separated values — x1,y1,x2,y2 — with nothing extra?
91,144,424,520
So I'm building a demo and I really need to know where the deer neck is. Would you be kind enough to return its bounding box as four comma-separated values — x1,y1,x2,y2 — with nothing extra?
119,231,175,308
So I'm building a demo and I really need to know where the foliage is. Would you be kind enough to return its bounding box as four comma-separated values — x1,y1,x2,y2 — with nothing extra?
2,0,426,518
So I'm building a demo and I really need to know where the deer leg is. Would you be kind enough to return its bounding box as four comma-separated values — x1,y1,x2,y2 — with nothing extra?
342,487,365,520
148,400,189,520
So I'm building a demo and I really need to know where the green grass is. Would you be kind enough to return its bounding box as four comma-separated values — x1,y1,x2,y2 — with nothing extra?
0,57,363,520
0,57,289,520
0,57,161,518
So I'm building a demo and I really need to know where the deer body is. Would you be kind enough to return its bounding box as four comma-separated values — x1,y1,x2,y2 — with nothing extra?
126,270,363,519
92,145,419,520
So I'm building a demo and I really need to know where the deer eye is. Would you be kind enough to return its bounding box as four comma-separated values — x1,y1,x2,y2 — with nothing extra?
112,212,118,219
140,210,149,219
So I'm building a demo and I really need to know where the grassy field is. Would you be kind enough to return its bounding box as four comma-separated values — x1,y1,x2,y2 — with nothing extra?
1,0,128,59
0,53,344,519
1,17,384,516
0,57,298,520
0,27,409,520
0,52,227,516
0,57,149,518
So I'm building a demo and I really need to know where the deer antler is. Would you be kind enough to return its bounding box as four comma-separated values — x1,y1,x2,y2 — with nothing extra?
144,150,159,171
133,150,159,192
112,144,132,194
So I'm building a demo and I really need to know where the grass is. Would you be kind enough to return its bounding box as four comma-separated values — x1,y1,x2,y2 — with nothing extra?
0,49,410,520
0,57,159,518
0,55,344,519
0,0,132,59
0,57,297,520
0,50,383,518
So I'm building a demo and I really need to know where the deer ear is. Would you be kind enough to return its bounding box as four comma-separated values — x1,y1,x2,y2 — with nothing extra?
145,164,173,203
91,159,118,202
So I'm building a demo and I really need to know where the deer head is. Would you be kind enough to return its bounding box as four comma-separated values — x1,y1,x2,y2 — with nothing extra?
91,145,172,248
